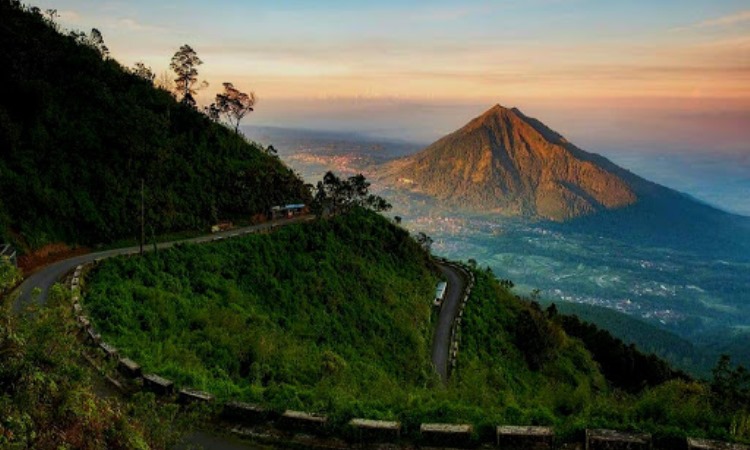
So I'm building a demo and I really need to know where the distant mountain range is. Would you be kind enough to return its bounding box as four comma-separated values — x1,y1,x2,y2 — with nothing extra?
381,104,750,256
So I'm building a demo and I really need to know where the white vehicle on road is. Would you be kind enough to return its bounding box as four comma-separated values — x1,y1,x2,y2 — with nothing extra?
434,281,447,306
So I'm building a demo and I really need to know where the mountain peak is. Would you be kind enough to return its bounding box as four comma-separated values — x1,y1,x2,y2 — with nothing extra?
383,104,638,221
477,103,513,119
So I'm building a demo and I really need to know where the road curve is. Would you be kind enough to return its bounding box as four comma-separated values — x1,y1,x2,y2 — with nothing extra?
11,215,312,313
431,262,468,383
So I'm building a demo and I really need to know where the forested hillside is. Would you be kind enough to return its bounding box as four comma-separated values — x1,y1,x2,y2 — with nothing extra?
80,209,750,444
459,270,749,443
0,1,309,250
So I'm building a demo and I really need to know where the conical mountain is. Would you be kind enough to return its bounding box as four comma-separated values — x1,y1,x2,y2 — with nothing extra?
384,104,641,220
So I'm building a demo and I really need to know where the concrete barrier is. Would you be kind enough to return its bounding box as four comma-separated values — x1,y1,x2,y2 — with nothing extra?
77,315,90,329
586,429,652,450
497,425,554,449
98,342,118,359
687,438,749,449
222,401,270,424
143,373,174,396
420,423,473,447
348,418,401,442
179,388,213,404
86,327,101,344
280,410,328,434
118,357,142,378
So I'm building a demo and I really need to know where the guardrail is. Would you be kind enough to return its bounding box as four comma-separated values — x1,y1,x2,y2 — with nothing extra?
436,259,475,376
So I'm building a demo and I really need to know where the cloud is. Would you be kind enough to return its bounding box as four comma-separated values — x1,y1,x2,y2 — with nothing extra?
112,18,167,33
696,9,750,28
674,9,750,31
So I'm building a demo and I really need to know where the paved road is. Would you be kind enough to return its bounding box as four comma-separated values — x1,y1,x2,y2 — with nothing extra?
8,215,465,448
431,262,468,383
6,215,315,450
11,215,312,313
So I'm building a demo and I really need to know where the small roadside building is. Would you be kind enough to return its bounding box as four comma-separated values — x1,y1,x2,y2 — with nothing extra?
270,204,306,220
1,243,17,267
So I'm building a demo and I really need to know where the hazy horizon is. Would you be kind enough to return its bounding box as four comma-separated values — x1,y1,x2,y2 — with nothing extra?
36,0,749,214
34,1,749,136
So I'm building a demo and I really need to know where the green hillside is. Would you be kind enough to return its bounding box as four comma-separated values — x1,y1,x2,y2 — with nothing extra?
84,210,438,420
81,210,750,443
0,284,190,449
0,1,309,250
546,301,714,377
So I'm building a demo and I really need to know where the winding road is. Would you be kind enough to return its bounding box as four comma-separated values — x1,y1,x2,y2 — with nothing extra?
12,216,470,384
11,215,312,313
431,262,468,383
7,215,470,448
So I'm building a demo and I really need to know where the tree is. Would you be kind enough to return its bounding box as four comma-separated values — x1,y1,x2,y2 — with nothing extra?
514,307,561,370
310,171,391,217
170,44,207,106
71,28,109,58
211,82,256,134
415,232,433,253
131,61,155,82
43,8,59,31
712,355,750,412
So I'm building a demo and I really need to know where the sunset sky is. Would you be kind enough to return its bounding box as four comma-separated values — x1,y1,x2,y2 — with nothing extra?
33,0,750,151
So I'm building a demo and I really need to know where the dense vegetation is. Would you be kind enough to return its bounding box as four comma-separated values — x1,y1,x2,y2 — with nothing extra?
83,211,606,435
85,210,438,417
0,285,190,449
459,269,750,443
0,1,309,250
546,301,714,377
556,309,690,392
81,209,749,445
0,258,21,293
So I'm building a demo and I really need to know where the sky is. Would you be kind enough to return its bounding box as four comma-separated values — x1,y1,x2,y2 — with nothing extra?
32,0,750,212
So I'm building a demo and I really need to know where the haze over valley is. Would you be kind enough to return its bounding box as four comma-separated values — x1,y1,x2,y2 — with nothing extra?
248,114,750,373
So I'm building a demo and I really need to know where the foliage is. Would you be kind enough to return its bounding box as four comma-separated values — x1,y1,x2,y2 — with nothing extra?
85,210,435,418
459,270,750,443
514,303,564,370
311,172,391,217
208,82,256,133
0,258,21,293
0,1,310,249
546,301,714,377
130,62,155,82
170,44,206,106
69,28,109,58
711,355,750,437
415,232,433,253
0,284,188,449
557,309,691,392
80,212,750,443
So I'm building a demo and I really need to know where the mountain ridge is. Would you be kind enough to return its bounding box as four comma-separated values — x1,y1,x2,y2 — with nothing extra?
381,104,743,224
383,104,645,221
